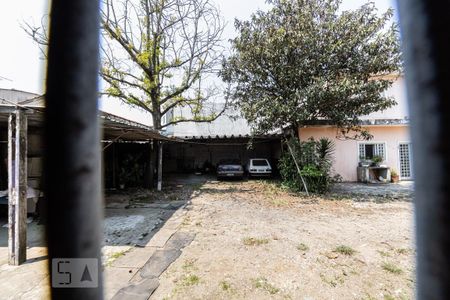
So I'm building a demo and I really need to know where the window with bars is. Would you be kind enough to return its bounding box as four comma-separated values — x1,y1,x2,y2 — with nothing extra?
358,143,386,160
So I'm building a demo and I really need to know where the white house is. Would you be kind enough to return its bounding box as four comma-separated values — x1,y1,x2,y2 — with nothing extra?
299,75,412,181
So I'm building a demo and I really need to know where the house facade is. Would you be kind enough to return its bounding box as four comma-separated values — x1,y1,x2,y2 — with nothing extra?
299,76,412,181
157,76,411,181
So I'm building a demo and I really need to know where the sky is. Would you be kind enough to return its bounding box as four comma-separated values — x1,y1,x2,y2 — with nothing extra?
0,0,397,125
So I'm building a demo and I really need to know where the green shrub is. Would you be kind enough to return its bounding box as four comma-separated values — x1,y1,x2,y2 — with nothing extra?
279,137,341,194
334,245,356,256
382,262,403,274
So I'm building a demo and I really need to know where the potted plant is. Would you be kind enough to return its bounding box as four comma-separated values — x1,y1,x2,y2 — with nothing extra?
391,169,400,183
359,156,372,167
371,155,383,167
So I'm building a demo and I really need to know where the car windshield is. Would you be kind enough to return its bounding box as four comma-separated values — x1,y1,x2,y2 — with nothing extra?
219,159,241,165
252,159,268,166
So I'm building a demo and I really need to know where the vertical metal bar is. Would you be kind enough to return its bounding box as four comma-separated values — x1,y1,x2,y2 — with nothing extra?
151,140,156,188
397,1,450,298
44,0,103,299
157,141,163,191
112,143,117,189
286,138,309,196
8,111,27,265
147,141,154,188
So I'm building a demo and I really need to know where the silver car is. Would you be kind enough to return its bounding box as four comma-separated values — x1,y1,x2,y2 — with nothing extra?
216,159,244,180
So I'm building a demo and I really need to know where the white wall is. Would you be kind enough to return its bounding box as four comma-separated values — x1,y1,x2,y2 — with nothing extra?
167,105,251,137
362,76,409,120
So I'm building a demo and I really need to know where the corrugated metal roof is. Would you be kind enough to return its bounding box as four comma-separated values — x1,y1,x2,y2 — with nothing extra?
0,88,171,142
180,133,282,140
100,111,173,141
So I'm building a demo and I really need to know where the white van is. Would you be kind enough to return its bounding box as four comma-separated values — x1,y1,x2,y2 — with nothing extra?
247,158,272,177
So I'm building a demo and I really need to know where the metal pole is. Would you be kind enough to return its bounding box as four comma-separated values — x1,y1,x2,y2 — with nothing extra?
112,143,117,189
157,141,163,191
286,138,309,196
44,0,103,299
397,1,450,298
8,110,27,265
147,141,154,189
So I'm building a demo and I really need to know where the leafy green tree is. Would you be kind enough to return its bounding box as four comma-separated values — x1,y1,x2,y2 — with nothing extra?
221,0,402,139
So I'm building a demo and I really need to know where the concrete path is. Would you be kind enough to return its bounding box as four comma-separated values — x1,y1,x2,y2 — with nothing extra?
108,209,195,300
0,245,50,299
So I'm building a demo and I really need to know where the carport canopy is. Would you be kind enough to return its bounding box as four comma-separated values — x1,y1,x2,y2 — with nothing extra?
0,89,169,265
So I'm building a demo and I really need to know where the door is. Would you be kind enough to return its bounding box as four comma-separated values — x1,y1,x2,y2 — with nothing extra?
399,143,413,180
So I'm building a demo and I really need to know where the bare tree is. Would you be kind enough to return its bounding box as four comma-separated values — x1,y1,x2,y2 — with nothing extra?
22,15,49,59
100,0,226,130
25,0,226,190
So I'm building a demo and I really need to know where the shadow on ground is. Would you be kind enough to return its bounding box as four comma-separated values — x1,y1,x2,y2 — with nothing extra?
0,173,211,299
0,174,208,270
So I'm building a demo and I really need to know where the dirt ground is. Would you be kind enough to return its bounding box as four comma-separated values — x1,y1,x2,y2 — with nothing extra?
0,178,414,299
150,179,415,300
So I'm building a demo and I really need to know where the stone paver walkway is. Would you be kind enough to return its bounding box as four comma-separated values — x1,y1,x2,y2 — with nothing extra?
108,208,195,300
0,190,193,300
331,181,414,201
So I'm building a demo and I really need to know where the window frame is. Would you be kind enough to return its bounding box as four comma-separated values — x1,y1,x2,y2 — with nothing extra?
357,141,388,162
